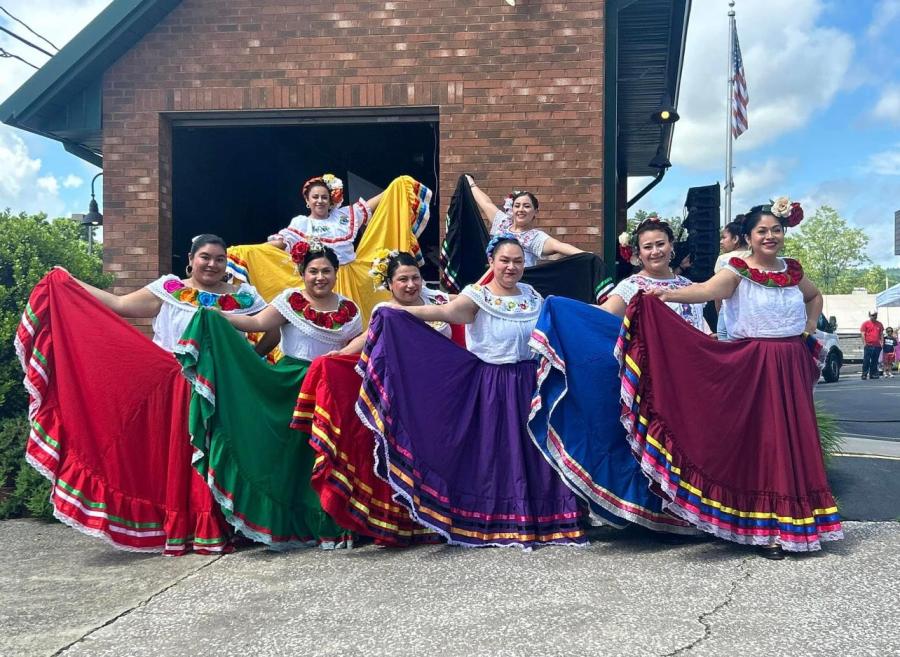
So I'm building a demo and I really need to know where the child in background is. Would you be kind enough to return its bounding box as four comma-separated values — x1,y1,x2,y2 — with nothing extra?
883,327,897,378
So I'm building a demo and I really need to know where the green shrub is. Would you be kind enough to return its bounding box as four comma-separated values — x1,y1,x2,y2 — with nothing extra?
816,402,843,464
0,210,110,519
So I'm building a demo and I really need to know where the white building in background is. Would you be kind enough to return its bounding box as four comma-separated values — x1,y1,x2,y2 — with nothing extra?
822,289,900,361
823,289,900,333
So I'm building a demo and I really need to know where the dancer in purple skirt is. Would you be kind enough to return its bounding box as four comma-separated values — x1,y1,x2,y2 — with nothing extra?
355,234,586,548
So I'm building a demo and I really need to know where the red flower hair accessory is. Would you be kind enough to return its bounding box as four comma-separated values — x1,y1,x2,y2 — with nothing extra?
290,241,310,264
290,237,325,264
787,202,804,227
767,196,804,227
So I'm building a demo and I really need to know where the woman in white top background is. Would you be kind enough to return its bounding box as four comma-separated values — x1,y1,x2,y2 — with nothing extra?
601,217,707,332
465,174,583,268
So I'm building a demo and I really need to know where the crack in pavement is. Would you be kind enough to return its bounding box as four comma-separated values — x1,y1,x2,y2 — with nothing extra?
49,555,226,657
662,556,753,657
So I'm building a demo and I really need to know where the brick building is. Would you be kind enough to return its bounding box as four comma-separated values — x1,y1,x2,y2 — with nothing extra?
1,0,690,292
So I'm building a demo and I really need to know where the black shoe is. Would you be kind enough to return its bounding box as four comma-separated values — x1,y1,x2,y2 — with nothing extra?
757,545,785,560
861,375,868,380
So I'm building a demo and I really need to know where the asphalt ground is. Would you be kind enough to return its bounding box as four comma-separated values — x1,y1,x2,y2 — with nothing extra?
4,518,899,657
5,360,897,657
815,366,900,442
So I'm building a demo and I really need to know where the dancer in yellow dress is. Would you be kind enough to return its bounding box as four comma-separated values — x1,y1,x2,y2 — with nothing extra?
227,174,432,323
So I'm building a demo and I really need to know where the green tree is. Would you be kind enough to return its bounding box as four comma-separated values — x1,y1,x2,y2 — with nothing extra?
627,209,686,240
783,206,869,294
0,209,111,518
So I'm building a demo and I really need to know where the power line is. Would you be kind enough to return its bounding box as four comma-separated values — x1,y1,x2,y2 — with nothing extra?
0,6,58,52
0,25,54,59
0,46,38,69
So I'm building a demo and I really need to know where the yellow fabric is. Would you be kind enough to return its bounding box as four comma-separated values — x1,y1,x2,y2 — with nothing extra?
227,175,431,326
226,242,302,303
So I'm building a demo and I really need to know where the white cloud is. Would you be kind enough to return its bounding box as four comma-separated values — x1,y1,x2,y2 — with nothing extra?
0,130,40,200
866,0,900,39
62,174,83,188
731,158,796,210
871,85,900,125
671,0,854,170
0,2,110,216
0,1,113,102
0,131,69,215
36,175,58,195
861,142,900,176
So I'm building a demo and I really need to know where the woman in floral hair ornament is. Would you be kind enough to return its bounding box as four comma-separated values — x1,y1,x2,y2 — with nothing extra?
335,249,456,355
623,197,843,558
354,235,587,549
464,174,584,267
73,233,267,352
174,237,362,549
293,249,459,547
15,234,267,555
600,217,707,330
227,173,434,325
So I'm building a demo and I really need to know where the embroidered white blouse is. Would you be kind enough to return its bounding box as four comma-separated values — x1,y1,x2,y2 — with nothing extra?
461,283,543,364
146,275,267,353
609,274,706,331
269,199,370,265
721,258,807,339
271,290,363,361
373,287,453,338
490,210,550,268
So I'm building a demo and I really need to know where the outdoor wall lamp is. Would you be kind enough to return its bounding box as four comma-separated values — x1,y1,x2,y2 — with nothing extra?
650,93,680,124
82,172,103,226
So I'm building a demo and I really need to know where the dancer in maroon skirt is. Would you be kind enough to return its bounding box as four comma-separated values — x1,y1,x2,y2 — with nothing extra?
621,198,842,558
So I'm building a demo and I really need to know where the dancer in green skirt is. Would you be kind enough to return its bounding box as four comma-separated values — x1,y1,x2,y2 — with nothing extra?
176,238,363,549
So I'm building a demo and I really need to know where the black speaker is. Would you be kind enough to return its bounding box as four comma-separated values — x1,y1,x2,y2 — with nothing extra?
684,183,721,283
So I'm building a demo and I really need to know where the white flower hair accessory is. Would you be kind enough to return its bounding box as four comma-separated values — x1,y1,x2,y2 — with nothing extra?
369,248,400,289
770,196,791,218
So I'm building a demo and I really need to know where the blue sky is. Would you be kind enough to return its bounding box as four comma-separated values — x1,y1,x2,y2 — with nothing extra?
630,0,900,267
1,0,899,265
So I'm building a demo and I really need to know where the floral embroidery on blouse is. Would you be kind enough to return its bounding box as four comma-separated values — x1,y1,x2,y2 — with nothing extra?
468,283,541,315
286,293,359,330
161,278,257,311
728,257,803,288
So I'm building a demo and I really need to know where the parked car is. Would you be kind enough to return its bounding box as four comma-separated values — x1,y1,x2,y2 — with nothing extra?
816,314,843,383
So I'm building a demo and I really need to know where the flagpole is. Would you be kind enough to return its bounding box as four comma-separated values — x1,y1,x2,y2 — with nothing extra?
724,0,735,226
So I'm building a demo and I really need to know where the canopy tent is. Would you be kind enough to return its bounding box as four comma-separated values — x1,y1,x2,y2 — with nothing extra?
876,283,900,308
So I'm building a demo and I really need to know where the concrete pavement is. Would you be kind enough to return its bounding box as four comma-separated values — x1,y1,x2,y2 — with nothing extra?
5,519,899,657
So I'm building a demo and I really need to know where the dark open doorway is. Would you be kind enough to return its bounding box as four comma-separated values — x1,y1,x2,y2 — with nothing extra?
171,114,440,278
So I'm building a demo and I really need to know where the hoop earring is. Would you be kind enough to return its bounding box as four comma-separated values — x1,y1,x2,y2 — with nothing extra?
669,252,675,262
185,264,193,276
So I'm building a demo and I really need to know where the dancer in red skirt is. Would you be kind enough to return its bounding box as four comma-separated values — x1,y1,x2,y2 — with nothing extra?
293,250,454,546
622,199,843,558
17,235,265,554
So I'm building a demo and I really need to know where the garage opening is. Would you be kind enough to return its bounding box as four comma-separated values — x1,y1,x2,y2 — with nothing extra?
171,110,440,279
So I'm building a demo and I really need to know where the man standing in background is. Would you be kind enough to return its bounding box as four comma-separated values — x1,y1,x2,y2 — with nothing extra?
860,311,885,380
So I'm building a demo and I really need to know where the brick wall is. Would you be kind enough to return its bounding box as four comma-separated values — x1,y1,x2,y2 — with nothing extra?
102,0,606,293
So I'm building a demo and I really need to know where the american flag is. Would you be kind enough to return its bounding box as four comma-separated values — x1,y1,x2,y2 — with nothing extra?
731,22,748,138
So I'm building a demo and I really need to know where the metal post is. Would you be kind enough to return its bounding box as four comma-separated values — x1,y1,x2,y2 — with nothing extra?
724,1,735,226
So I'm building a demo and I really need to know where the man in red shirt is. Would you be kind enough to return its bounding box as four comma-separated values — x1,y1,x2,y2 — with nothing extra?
860,311,885,380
